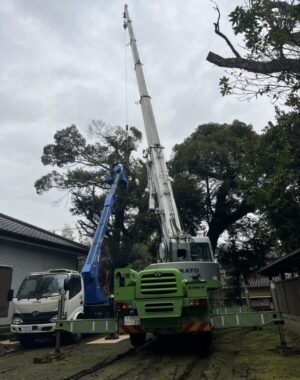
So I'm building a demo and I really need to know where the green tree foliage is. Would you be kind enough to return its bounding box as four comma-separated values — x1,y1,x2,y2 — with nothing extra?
35,121,159,290
216,105,300,293
207,1,300,100
171,120,259,251
171,118,298,294
243,106,300,252
218,215,278,299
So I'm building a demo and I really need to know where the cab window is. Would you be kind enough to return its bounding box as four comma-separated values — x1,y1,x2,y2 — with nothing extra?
190,243,211,262
69,276,82,299
177,249,187,260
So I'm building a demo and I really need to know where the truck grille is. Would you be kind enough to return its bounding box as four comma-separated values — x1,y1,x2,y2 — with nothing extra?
145,302,174,313
17,312,57,324
140,272,177,295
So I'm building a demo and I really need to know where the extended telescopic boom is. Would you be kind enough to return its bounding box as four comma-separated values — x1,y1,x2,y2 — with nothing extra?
123,5,186,249
82,164,127,304
123,5,214,264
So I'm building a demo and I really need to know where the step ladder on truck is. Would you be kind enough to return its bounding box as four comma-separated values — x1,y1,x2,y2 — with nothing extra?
55,5,285,349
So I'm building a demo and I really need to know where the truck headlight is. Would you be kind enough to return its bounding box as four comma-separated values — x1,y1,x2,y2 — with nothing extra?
50,315,58,323
12,316,23,325
50,313,67,322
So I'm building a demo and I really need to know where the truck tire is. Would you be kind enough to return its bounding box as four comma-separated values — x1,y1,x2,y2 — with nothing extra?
196,331,213,350
129,332,146,348
62,314,83,345
18,335,36,348
61,330,81,344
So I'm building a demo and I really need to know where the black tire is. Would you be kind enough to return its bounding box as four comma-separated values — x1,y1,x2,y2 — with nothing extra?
130,333,146,348
195,331,213,351
62,315,83,345
18,335,36,348
62,331,81,345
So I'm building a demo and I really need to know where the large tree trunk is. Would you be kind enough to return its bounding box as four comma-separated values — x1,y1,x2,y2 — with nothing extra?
207,181,255,252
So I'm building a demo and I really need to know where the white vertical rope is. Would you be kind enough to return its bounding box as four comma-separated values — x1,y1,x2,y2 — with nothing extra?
124,27,129,156
124,28,128,128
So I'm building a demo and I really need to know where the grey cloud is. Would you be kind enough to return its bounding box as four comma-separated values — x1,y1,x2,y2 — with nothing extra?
0,0,276,232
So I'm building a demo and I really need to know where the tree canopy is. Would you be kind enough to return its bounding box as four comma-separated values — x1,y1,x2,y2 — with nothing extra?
35,122,159,290
170,115,300,290
242,106,300,252
207,0,300,100
170,120,259,251
35,114,300,293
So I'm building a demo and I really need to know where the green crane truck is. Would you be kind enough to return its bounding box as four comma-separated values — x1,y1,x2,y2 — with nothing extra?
114,264,221,347
113,6,221,347
55,6,284,351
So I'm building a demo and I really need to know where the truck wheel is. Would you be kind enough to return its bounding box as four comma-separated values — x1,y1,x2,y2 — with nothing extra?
203,331,212,346
130,333,146,348
18,335,36,348
62,331,81,345
62,315,83,345
197,331,213,350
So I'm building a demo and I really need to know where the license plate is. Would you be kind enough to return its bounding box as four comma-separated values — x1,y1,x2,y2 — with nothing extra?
124,316,140,326
21,326,32,333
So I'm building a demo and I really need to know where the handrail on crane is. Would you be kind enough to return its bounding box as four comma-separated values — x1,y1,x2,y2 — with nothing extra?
82,164,127,305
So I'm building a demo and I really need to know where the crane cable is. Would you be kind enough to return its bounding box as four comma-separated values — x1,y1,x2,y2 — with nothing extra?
124,25,129,155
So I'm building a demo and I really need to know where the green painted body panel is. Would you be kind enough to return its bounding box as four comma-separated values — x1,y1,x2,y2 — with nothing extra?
185,282,208,298
141,317,182,330
212,306,250,314
211,311,283,328
54,268,283,336
135,268,185,299
136,299,183,318
114,268,137,301
114,266,212,332
203,279,221,290
55,311,283,334
55,319,117,334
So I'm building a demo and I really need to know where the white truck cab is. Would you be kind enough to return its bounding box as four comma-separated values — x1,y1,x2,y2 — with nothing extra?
10,269,84,347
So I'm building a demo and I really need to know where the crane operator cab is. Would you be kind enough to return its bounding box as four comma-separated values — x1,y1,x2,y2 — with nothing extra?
158,236,213,262
148,236,220,282
178,243,212,261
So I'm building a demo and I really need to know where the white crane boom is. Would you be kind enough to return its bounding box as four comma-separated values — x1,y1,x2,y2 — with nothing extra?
123,5,184,243
123,5,214,264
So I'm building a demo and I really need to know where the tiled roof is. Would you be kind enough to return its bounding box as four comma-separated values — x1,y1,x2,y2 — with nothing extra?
0,213,88,255
243,275,280,288
258,249,300,276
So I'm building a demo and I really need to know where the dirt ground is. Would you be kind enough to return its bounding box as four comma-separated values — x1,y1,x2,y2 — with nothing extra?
0,327,299,380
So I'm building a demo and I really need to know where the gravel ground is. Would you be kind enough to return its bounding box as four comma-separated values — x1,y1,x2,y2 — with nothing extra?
0,327,299,380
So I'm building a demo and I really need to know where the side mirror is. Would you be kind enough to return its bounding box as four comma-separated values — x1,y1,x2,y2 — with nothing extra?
7,289,14,302
64,278,71,292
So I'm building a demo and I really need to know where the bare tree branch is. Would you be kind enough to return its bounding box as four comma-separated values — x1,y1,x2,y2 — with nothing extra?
211,1,241,58
206,52,300,74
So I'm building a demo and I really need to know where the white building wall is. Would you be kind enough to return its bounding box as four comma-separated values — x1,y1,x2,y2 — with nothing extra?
0,238,78,326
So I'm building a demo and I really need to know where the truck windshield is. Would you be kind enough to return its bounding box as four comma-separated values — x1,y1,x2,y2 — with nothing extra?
190,243,212,262
17,274,67,299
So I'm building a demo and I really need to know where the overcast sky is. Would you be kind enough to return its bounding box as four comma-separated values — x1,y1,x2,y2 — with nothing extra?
0,0,276,235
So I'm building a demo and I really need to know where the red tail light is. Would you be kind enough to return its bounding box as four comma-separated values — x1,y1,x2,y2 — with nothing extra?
190,298,208,307
115,302,129,311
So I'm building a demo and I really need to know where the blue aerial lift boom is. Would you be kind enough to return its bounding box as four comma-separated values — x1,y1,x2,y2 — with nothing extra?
81,164,127,306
